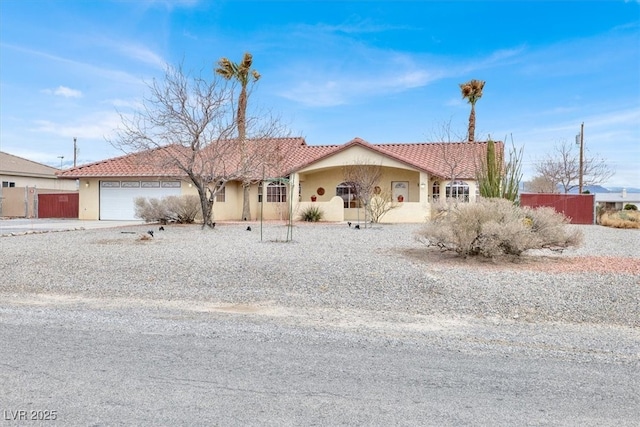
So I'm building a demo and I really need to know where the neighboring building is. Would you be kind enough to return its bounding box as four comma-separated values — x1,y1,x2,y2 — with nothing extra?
57,137,502,223
595,189,640,211
0,151,78,217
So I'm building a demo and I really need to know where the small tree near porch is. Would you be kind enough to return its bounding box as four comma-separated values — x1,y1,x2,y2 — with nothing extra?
343,159,398,225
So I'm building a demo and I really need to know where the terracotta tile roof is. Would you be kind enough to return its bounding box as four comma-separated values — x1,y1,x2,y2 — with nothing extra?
284,137,503,180
57,137,503,181
57,145,188,178
377,141,503,179
1,151,61,178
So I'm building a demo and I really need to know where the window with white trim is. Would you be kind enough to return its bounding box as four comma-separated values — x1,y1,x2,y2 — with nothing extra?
445,180,470,202
432,181,440,201
267,181,287,203
2,181,16,188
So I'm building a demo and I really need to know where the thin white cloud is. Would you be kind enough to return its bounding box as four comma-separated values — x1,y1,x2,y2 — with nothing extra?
311,19,412,35
276,45,518,108
43,86,83,98
1,42,144,86
32,110,123,140
106,41,166,69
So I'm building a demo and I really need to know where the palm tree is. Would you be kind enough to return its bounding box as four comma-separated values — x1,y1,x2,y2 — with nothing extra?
459,79,485,142
216,52,261,220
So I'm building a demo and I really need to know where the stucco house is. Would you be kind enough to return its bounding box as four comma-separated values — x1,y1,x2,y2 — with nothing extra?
57,137,502,223
595,189,640,211
1,151,78,217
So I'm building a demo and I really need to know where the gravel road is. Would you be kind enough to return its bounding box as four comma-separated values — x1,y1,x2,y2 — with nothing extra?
1,222,638,426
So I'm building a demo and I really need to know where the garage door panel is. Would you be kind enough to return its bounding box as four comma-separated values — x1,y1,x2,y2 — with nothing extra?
100,181,181,220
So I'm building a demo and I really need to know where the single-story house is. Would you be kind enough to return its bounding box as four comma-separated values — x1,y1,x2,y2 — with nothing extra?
595,190,640,211
57,137,502,223
1,151,78,217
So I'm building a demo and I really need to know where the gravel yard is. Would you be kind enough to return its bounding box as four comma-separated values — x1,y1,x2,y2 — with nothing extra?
1,222,639,328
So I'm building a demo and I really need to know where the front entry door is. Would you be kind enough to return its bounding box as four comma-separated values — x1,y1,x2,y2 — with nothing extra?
392,181,409,203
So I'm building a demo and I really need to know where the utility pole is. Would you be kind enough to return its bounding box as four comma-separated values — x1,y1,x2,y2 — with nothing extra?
578,122,584,194
73,137,77,167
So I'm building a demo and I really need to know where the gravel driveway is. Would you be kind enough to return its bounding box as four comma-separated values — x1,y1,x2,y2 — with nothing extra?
1,222,638,328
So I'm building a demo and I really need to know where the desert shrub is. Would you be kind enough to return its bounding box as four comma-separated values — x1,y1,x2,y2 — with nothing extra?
299,205,324,222
367,191,398,223
134,195,201,224
624,203,638,211
600,210,640,229
417,198,582,258
134,197,168,223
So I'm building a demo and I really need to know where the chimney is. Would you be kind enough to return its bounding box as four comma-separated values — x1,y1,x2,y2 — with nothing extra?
622,188,627,198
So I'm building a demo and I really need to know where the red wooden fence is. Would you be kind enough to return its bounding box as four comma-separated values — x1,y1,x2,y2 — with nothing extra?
37,193,79,218
520,193,594,224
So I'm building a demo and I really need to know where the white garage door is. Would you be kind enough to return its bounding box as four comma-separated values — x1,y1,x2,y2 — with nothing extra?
100,180,182,220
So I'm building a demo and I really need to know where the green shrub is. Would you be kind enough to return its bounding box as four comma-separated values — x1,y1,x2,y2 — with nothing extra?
418,198,582,258
299,205,324,222
624,203,638,211
134,195,201,224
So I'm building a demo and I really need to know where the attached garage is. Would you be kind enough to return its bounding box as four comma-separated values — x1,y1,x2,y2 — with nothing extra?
99,180,182,220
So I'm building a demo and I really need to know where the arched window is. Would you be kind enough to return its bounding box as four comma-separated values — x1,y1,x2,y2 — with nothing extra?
432,181,440,201
266,181,287,203
444,180,470,202
336,182,360,208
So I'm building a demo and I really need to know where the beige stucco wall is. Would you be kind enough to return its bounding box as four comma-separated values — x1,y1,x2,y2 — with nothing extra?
72,144,479,223
1,174,78,191
292,146,434,223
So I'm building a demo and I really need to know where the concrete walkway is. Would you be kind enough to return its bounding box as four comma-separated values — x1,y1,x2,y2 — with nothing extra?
0,218,146,235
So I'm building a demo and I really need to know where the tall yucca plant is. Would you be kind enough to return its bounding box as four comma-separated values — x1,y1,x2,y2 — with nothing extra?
459,79,485,142
216,53,260,139
216,52,261,220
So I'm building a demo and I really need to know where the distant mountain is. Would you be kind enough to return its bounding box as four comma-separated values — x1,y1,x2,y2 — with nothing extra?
520,182,639,194
567,185,610,194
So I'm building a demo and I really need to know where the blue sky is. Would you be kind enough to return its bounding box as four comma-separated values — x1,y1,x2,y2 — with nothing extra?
1,0,638,187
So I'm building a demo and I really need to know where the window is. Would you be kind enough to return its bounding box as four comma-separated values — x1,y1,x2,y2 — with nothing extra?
444,180,470,202
266,181,287,203
431,181,440,201
215,185,225,202
336,182,360,208
2,181,16,188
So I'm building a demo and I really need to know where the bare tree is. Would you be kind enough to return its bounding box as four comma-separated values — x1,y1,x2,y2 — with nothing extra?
533,140,614,193
343,159,381,227
429,120,467,199
523,175,557,193
367,188,398,223
111,63,286,228
342,158,398,225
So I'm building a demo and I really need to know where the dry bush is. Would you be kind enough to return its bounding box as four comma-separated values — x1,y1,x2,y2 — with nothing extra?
600,210,640,229
135,195,201,224
134,197,168,223
417,198,582,258
164,195,201,223
367,190,398,223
